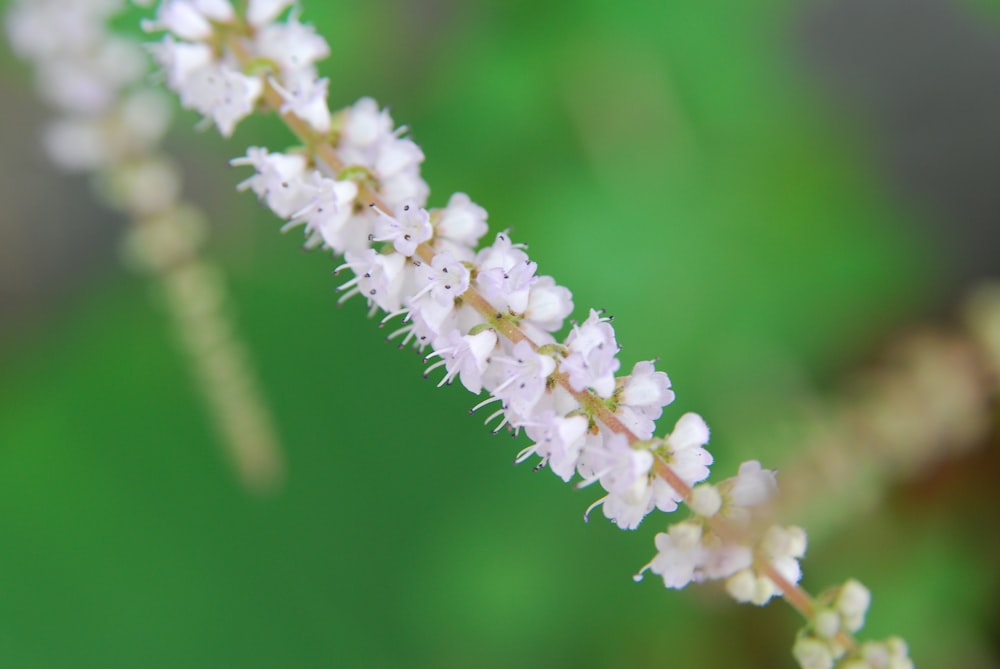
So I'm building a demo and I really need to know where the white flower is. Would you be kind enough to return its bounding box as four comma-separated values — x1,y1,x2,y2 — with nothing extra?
655,412,713,504
247,0,294,27
427,329,498,393
561,309,620,398
617,360,675,438
792,636,835,669
271,72,331,134
255,16,330,71
843,637,913,669
722,460,778,516
643,521,705,589
601,479,655,530
523,276,573,333
435,192,488,248
336,249,407,312
590,432,653,497
285,173,359,252
521,411,588,482
835,579,871,634
144,0,227,41
370,201,433,257
488,340,556,420
231,147,311,218
689,484,722,517
725,525,807,606
411,252,470,306
340,97,393,151
148,36,214,91
179,63,263,137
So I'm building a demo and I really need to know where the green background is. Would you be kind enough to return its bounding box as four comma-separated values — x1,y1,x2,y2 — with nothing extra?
1,1,998,667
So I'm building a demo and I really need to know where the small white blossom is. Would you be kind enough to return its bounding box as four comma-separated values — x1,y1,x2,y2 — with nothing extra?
370,201,433,257
488,340,556,421
148,36,214,91
835,579,872,634
722,460,778,518
231,147,312,218
689,483,722,517
427,329,498,393
521,412,588,482
285,174,359,252
641,521,705,589
523,276,574,334
792,636,835,669
247,0,294,26
336,249,407,312
435,192,488,248
561,309,620,398
271,71,332,134
617,360,675,438
255,17,330,72
179,63,263,137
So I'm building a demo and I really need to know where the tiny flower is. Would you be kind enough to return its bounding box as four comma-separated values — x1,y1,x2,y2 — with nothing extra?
231,147,311,218
689,483,722,517
427,329,498,393
144,0,215,41
370,201,433,256
521,411,588,482
411,252,470,306
247,0,295,26
148,36,214,91
722,459,778,512
561,309,620,398
488,340,556,421
255,16,330,72
813,609,841,641
285,173,359,252
600,480,655,530
792,636,835,669
435,192,488,248
835,579,871,634
639,521,705,589
618,360,675,438
655,412,713,504
270,72,332,134
523,276,573,334
179,63,263,137
336,248,407,312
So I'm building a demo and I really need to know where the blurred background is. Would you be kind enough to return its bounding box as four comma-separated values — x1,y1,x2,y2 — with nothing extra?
1,0,999,667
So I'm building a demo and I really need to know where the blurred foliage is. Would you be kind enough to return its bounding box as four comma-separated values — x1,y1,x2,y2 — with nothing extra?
0,0,997,667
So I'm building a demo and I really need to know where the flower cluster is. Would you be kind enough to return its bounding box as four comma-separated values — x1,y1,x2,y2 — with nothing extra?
135,0,914,666
794,581,912,669
6,0,285,491
6,0,172,186
144,0,331,139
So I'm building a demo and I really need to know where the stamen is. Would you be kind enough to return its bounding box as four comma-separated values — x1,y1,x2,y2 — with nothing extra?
583,496,607,523
470,395,502,414
422,359,447,378
632,562,653,583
